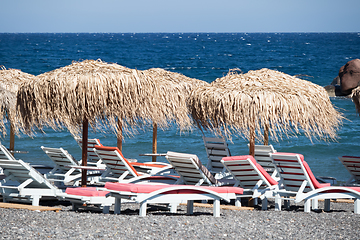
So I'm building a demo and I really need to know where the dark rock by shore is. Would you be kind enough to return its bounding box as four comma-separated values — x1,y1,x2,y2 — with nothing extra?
326,59,360,97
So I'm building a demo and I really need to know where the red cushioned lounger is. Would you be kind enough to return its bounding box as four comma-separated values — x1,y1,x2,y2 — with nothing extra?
105,182,243,217
271,152,360,214
57,187,115,213
221,155,279,210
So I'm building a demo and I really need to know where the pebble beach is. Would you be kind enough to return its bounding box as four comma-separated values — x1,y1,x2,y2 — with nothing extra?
0,200,359,239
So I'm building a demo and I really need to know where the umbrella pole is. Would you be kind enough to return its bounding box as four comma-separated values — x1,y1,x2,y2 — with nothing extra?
9,124,15,156
117,119,122,151
81,118,88,187
249,115,255,157
249,129,255,157
264,125,269,146
152,123,157,162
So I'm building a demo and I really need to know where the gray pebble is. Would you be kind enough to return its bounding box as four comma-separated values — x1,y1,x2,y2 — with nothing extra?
0,200,359,239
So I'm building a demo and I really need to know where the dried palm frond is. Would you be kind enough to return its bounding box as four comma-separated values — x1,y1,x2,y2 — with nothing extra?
142,68,209,129
190,68,343,142
0,88,17,136
0,67,35,135
17,60,205,136
0,67,34,93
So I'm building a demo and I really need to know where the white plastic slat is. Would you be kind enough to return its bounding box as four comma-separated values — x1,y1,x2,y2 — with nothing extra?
211,162,224,167
207,156,223,162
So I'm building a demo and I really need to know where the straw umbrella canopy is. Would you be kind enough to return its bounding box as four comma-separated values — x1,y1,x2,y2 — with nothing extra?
17,59,175,186
0,67,35,153
142,68,209,161
0,87,16,135
189,68,343,156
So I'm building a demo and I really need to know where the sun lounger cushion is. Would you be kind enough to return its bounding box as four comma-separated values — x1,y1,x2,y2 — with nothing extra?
222,155,278,186
94,145,141,176
272,152,330,189
65,187,109,197
95,145,168,175
105,182,244,195
131,162,168,168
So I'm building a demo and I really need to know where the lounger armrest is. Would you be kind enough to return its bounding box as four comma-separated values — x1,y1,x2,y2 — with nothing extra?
294,186,360,203
0,186,21,189
65,165,106,171
136,185,234,203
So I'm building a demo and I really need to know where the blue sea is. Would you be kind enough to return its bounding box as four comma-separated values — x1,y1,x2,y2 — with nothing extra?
1,32,360,182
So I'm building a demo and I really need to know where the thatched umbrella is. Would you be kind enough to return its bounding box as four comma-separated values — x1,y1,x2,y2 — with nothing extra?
189,68,343,156
0,67,35,153
0,87,16,134
17,59,178,186
142,68,209,161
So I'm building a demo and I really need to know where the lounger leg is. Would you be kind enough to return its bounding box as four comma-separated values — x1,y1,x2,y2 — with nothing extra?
102,206,110,214
324,199,331,212
139,202,147,217
262,197,268,210
169,203,178,213
72,203,79,211
275,194,281,211
235,197,242,207
187,200,194,215
284,200,290,210
304,199,311,212
32,196,40,206
213,199,220,217
114,198,121,214
354,199,360,214
312,199,318,210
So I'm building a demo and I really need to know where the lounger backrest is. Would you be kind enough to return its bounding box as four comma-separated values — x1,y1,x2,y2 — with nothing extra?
339,156,360,183
165,151,217,186
94,145,139,179
41,146,79,171
75,137,103,165
270,152,318,192
249,144,277,175
0,142,16,161
0,144,56,189
203,136,230,173
221,155,278,189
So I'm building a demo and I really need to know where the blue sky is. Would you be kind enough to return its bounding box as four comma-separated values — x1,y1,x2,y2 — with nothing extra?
1,0,359,33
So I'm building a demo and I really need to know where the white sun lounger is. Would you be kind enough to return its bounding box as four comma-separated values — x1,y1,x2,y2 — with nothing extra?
203,136,230,177
105,182,244,217
249,144,278,178
338,156,360,186
41,146,104,186
94,145,176,184
74,137,106,168
0,143,63,206
271,152,360,213
165,151,235,186
221,155,279,210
